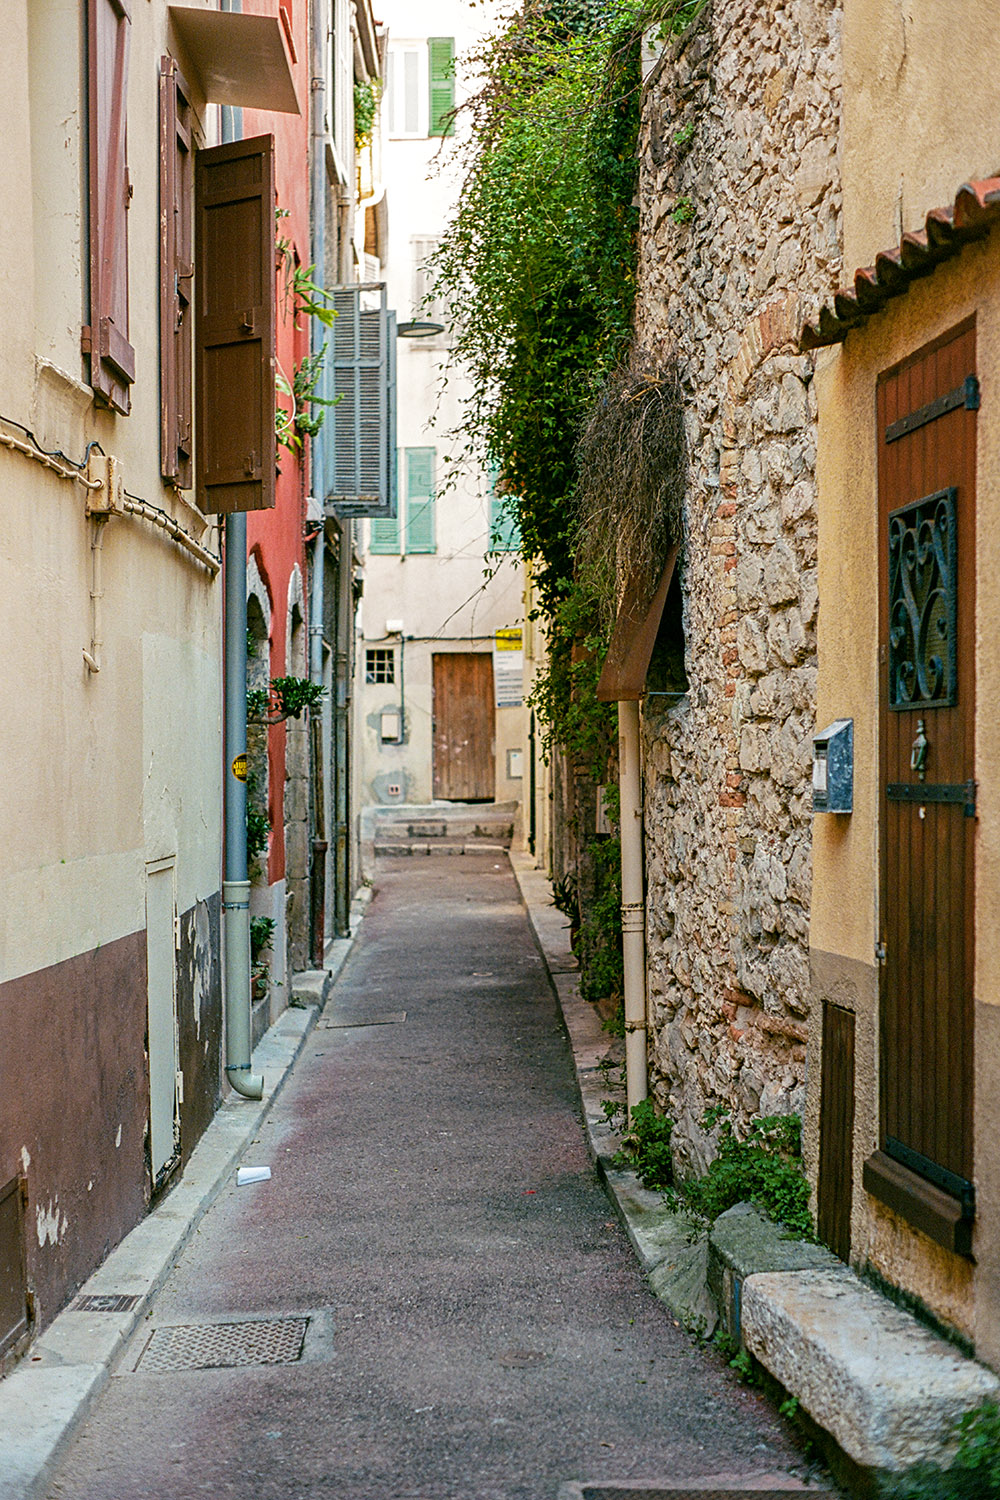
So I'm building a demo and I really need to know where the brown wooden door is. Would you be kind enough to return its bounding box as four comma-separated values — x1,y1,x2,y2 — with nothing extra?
432,654,495,801
877,321,976,1214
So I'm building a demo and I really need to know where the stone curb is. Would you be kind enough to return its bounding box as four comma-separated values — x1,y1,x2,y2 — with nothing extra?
0,893,369,1500
508,848,1000,1488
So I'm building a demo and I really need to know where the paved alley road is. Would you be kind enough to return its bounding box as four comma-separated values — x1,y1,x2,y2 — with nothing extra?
47,856,805,1500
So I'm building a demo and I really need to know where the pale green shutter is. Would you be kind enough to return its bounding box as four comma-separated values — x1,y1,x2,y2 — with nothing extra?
370,509,399,553
489,481,520,552
405,448,435,553
326,284,396,517
428,38,455,138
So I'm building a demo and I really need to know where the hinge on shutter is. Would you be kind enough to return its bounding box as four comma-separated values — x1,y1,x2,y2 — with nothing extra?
81,325,94,356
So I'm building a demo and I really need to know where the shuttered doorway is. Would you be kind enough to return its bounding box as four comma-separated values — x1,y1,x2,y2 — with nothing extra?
866,320,977,1255
432,654,495,802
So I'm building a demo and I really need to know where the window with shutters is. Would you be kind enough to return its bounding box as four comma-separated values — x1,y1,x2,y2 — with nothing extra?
405,448,436,554
330,0,353,170
194,135,277,515
489,470,520,552
159,58,194,488
367,450,435,554
385,39,455,139
410,236,449,342
85,0,135,415
428,38,455,138
324,284,397,518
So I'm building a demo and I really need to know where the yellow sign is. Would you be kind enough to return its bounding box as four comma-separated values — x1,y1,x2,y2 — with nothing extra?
495,628,523,652
231,754,247,782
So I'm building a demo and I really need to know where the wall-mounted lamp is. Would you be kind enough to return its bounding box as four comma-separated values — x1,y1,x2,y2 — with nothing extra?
396,319,445,338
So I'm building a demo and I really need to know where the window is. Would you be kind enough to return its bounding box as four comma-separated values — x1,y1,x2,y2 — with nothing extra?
85,0,135,415
489,471,520,552
410,236,449,339
365,648,395,684
159,57,194,487
385,39,454,139
367,447,436,555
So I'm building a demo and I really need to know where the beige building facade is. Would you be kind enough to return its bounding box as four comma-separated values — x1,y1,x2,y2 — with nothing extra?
805,0,1000,1366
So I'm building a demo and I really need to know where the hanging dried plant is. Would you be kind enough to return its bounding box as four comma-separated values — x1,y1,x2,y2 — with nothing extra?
575,347,685,627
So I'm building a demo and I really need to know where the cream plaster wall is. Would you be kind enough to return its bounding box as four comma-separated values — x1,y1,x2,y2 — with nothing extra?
842,0,1000,276
1,0,224,986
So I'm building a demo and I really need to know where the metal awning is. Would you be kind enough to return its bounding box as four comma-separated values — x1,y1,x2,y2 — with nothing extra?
595,546,679,702
168,7,300,115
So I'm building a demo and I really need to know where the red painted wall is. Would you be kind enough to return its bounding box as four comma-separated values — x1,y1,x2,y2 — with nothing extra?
243,0,314,887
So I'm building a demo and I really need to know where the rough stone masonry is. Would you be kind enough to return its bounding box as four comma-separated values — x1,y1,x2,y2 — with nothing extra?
636,0,842,1175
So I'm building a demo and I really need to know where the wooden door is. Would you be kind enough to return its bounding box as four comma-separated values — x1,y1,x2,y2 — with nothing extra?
432,653,495,801
875,321,976,1241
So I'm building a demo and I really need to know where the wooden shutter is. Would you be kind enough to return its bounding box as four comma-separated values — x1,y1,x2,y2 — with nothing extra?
159,58,194,488
818,1002,855,1261
405,448,435,553
326,285,395,516
85,0,135,415
194,135,276,515
369,515,400,553
428,37,455,138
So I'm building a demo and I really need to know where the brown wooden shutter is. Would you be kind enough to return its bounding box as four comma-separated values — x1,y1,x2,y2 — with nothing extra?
85,0,135,415
159,58,194,488
194,136,276,514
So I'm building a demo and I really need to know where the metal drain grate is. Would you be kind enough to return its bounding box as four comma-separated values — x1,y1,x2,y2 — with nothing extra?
320,1011,407,1028
570,1486,835,1499
135,1316,308,1373
74,1293,140,1313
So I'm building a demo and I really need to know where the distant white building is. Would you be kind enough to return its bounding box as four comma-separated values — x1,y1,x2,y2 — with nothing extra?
355,0,525,813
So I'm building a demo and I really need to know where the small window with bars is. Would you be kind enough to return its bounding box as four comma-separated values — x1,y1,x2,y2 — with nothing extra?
365,648,395,684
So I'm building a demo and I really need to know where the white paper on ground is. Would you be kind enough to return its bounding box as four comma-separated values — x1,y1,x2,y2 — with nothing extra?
236,1166,272,1185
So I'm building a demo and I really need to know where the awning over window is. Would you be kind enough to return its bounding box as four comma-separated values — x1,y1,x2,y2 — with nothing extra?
596,546,679,703
168,7,300,115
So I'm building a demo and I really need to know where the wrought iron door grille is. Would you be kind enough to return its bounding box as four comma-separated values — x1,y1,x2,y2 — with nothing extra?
888,487,957,710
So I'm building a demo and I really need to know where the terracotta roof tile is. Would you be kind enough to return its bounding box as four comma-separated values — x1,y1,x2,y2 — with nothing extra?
801,177,1000,350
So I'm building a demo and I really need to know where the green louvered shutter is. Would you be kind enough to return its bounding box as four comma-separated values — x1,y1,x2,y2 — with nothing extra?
428,38,455,138
489,481,520,552
369,512,399,553
405,448,435,553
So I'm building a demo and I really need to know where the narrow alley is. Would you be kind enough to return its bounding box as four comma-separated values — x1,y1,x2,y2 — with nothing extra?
44,856,808,1500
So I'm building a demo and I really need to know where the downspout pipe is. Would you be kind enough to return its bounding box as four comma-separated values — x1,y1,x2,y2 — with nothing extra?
220,3,262,1099
308,0,327,689
618,698,648,1116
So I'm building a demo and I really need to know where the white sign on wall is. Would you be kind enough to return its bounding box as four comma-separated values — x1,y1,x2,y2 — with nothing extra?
493,628,523,707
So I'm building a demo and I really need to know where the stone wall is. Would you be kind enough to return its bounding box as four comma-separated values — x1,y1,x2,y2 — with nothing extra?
636,0,842,1174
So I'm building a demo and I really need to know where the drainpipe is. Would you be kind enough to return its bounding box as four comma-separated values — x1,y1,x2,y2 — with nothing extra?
618,698,648,1116
220,0,262,1099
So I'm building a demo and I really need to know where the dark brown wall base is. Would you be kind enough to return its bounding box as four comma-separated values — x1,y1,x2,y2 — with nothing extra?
0,933,149,1331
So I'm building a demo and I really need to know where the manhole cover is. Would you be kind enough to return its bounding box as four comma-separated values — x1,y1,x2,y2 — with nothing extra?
496,1347,549,1368
74,1293,140,1313
320,1011,407,1028
135,1316,308,1373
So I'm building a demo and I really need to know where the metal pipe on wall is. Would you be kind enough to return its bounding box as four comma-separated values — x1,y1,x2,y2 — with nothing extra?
220,4,262,1098
618,698,648,1116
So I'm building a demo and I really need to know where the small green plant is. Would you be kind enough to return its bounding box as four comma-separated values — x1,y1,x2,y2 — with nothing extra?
276,350,338,454
886,1402,1000,1498
246,801,271,870
354,79,380,148
291,265,337,328
250,916,275,969
728,1347,755,1384
248,676,326,725
576,836,624,1005
680,1110,812,1237
672,120,695,147
613,1096,674,1188
670,195,695,224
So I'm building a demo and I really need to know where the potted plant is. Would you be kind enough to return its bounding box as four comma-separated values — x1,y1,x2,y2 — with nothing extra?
250,916,276,1003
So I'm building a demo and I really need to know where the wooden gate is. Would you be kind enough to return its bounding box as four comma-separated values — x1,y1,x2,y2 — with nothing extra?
432,653,495,801
866,321,977,1254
